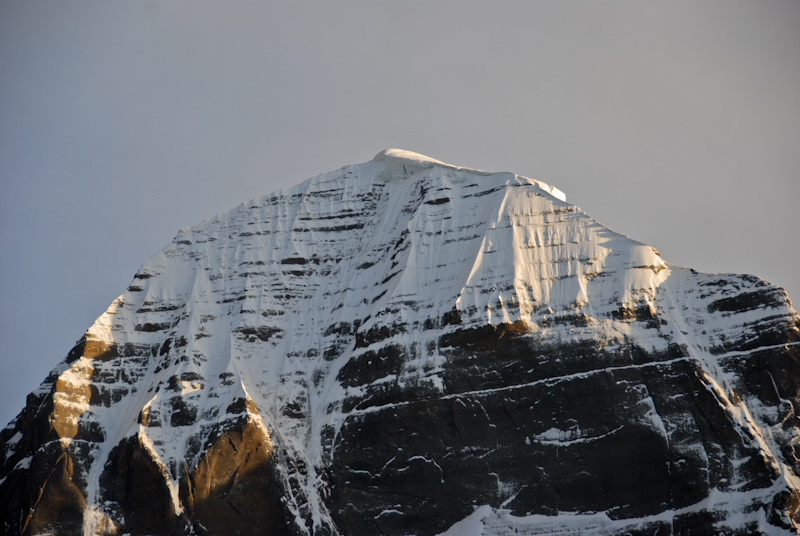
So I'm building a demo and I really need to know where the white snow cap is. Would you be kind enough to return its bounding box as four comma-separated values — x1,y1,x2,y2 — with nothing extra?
373,148,566,202
373,148,446,168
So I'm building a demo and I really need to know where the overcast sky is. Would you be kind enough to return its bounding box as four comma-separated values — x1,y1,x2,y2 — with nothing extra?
1,1,798,427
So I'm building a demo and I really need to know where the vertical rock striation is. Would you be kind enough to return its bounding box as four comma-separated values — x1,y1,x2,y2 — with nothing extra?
2,149,799,535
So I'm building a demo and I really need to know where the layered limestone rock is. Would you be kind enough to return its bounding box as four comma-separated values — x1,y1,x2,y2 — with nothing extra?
2,150,799,535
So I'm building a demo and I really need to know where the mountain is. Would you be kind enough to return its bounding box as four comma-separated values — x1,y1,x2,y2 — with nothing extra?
2,149,799,536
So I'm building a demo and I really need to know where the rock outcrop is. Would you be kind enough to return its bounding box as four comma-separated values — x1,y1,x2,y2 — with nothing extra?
2,149,799,535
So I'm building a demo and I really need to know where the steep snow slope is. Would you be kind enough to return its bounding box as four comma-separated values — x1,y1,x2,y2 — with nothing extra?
2,150,799,536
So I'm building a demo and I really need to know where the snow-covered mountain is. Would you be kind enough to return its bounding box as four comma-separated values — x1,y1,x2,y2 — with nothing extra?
2,149,799,535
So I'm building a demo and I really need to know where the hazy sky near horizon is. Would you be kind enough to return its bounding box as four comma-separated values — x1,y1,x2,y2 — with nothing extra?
1,1,798,427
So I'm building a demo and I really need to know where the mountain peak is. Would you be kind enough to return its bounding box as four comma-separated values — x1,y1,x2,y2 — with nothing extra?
2,152,799,536
371,148,567,202
373,148,446,168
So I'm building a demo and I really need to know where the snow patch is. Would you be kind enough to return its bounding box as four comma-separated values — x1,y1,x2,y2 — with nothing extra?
6,431,22,446
437,484,798,535
14,456,31,471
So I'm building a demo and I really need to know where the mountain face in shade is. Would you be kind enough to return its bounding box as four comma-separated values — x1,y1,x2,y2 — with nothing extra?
2,149,799,536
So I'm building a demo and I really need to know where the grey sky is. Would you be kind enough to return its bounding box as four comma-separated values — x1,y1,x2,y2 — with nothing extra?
1,1,798,427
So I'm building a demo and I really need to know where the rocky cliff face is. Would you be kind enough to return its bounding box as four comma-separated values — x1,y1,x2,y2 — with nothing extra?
2,149,799,536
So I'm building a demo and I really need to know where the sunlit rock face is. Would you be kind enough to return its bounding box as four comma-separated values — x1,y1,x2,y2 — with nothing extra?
2,149,799,536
